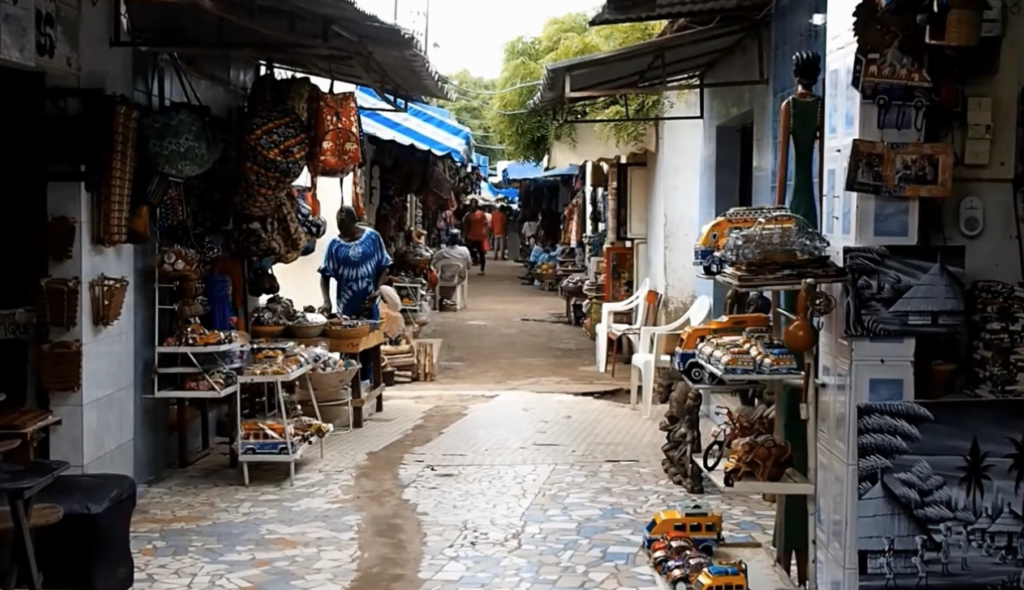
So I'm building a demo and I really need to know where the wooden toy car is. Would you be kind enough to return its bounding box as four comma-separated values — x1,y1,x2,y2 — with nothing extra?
693,561,749,590
693,206,791,274
642,505,723,556
673,314,771,383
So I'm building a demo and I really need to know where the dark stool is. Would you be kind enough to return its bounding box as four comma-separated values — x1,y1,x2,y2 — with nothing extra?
33,474,136,590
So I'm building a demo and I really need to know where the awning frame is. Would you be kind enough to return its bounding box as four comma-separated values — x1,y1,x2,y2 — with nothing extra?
551,25,768,124
114,0,447,100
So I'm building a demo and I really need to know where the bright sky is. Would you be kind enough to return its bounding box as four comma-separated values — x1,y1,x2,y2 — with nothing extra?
354,0,602,78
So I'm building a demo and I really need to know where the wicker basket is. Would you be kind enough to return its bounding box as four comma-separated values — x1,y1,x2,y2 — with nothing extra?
40,278,81,329
44,216,76,262
325,324,369,340
535,271,558,283
93,100,139,247
40,340,82,392
251,325,287,339
89,275,129,327
289,323,327,338
297,366,360,402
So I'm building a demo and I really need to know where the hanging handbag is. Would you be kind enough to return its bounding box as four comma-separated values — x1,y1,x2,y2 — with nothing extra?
142,103,222,179
308,92,362,178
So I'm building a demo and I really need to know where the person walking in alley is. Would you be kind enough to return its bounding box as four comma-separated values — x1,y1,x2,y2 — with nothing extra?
491,206,508,261
462,199,490,275
912,556,928,588
318,206,392,385
938,523,952,576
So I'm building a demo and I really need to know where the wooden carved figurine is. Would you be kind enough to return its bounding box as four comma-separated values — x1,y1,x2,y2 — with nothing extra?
775,51,824,225
772,51,822,588
660,381,704,493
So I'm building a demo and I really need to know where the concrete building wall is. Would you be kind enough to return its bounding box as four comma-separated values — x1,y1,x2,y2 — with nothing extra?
43,0,250,481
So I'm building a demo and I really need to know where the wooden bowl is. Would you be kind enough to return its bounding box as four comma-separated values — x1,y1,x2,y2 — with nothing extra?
289,323,327,339
325,324,370,340
251,325,286,339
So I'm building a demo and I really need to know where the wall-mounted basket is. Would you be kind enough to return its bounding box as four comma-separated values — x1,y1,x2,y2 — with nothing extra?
40,277,81,329
89,275,129,327
40,340,82,392
44,216,76,262
93,100,140,247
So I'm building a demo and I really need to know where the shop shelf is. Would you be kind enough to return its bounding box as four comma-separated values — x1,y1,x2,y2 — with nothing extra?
155,363,244,375
237,363,313,383
696,359,803,384
152,384,238,399
694,455,814,495
157,342,245,354
237,442,306,463
697,273,847,292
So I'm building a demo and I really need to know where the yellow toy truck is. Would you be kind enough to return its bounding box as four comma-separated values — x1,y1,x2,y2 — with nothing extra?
642,505,724,556
693,561,749,590
672,314,771,384
693,206,791,274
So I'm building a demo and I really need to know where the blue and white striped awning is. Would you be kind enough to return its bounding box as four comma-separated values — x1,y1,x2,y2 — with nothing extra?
356,87,473,163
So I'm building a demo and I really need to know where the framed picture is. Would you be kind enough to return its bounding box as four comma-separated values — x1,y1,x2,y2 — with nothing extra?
884,142,953,198
844,140,887,195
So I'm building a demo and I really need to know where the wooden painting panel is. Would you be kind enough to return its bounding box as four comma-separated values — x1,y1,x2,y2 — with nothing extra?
856,399,1024,589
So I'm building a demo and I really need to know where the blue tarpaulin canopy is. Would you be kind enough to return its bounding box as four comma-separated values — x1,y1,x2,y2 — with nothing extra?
356,87,473,163
502,161,544,183
540,164,579,178
479,182,519,203
474,153,489,177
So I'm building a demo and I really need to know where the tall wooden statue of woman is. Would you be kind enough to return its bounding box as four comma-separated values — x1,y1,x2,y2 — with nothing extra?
771,50,823,587
775,51,824,222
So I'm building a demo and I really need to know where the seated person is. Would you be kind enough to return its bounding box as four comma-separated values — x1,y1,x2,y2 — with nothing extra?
431,233,472,303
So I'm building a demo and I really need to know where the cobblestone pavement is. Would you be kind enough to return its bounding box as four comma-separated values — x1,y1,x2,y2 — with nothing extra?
131,393,787,590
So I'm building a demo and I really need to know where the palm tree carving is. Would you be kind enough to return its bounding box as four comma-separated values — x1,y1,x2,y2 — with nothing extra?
957,435,994,517
1005,429,1024,517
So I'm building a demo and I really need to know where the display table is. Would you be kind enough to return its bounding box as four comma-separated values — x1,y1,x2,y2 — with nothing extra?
276,330,385,428
0,460,69,590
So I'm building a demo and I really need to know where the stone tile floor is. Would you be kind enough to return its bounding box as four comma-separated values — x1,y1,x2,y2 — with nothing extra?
130,394,788,590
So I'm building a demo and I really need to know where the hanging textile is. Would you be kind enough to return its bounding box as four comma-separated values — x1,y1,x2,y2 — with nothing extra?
237,106,309,217
142,104,221,179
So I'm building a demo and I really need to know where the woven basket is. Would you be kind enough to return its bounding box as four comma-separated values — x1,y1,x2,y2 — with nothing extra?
536,271,557,283
40,341,82,392
289,323,326,338
40,278,81,329
251,325,286,339
297,366,360,402
94,101,139,247
44,216,76,262
325,324,369,340
89,275,129,327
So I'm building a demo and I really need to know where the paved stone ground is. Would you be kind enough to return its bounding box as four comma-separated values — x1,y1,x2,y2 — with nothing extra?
130,393,789,590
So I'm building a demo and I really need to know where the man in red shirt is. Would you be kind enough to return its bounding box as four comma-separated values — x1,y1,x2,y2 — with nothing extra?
462,199,490,275
490,206,508,261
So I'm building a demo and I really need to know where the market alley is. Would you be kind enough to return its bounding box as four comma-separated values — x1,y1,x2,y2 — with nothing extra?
416,260,625,393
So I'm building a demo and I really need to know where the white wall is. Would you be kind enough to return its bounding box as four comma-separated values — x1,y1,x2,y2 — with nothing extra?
43,0,251,480
46,0,137,477
646,91,703,317
548,123,652,168
646,31,772,318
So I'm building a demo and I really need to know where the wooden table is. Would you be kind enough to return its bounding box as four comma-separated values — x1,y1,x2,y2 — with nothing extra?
0,460,69,590
0,410,62,464
279,331,386,428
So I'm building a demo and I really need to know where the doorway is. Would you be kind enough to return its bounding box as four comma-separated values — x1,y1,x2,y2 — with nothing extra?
712,111,755,310
0,66,48,410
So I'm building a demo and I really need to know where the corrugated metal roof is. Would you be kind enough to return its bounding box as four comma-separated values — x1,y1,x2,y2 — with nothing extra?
529,23,753,109
590,0,771,26
123,0,447,100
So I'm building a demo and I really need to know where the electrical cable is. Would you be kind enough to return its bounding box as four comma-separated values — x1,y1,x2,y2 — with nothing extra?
443,79,541,95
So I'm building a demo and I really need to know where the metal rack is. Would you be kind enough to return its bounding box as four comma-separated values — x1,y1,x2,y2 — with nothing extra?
687,277,823,589
235,363,330,487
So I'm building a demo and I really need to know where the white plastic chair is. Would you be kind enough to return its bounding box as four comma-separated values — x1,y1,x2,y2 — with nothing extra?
629,295,712,418
433,260,468,311
594,278,651,373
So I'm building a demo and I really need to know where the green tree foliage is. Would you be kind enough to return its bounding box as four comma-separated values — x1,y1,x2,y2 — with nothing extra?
489,13,665,162
435,70,503,164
